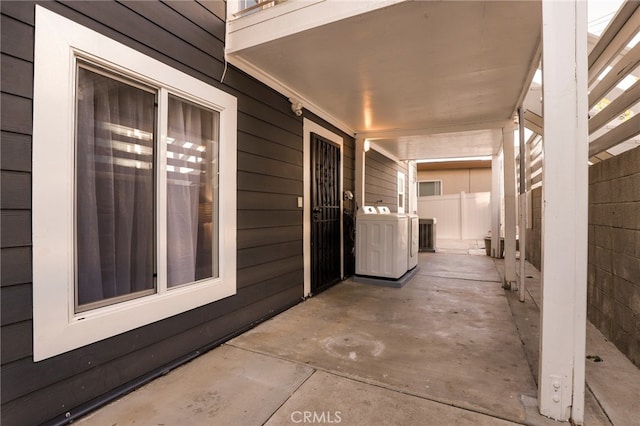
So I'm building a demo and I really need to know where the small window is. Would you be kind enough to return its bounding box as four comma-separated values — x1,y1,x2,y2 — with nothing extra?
33,7,237,360
418,180,443,197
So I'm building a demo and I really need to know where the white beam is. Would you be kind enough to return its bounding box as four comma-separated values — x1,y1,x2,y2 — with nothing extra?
518,108,527,303
355,137,366,211
589,112,640,157
525,110,543,135
588,1,639,73
587,4,640,86
539,1,588,423
512,40,542,119
588,41,640,110
359,119,513,141
588,79,640,134
490,152,502,258
407,161,418,215
502,128,517,288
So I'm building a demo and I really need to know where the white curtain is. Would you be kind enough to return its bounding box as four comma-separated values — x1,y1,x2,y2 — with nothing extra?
76,67,155,307
167,96,218,287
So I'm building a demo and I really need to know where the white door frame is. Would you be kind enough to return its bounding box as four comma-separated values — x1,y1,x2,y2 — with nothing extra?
303,118,344,297
397,171,406,214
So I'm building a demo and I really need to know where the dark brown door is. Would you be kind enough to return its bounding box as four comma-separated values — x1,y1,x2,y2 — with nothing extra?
311,133,341,294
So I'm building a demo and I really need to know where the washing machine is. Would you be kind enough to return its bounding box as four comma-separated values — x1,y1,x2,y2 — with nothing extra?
356,206,408,279
407,214,419,270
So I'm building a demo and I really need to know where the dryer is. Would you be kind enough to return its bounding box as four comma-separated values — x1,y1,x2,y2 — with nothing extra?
356,207,408,279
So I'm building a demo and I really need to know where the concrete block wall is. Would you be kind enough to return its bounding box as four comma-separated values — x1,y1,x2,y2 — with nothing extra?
588,146,640,367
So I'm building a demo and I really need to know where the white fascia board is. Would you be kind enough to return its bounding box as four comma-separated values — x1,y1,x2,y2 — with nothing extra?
368,142,400,163
512,40,542,119
360,119,514,141
228,0,324,32
226,0,406,53
227,54,355,136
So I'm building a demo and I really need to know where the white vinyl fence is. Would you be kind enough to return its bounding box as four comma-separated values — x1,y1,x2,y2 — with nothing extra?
417,192,491,240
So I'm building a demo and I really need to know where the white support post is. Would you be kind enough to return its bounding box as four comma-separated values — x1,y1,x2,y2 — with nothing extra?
539,1,588,423
355,137,366,211
408,161,418,215
519,194,527,299
490,152,502,258
460,191,466,240
518,108,527,303
503,128,517,289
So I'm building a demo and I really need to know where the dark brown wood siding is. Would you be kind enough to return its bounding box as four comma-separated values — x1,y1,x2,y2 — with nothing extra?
0,1,311,424
365,149,403,212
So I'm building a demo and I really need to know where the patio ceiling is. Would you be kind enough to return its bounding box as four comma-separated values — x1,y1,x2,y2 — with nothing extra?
228,0,542,160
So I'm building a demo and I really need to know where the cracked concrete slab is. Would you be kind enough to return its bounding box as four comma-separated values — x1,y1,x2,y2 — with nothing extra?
417,251,502,282
266,371,519,426
77,251,637,426
231,254,537,423
76,345,314,426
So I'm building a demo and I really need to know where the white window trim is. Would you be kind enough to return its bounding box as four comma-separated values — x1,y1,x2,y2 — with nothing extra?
418,179,443,197
32,6,237,361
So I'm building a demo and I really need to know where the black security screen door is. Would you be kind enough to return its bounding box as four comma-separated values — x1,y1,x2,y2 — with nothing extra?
311,133,341,294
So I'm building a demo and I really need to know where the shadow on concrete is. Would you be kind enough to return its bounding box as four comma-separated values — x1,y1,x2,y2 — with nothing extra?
77,251,637,425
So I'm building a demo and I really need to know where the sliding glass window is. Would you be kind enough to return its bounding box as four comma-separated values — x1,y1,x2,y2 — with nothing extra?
32,6,237,360
166,96,220,287
75,64,156,311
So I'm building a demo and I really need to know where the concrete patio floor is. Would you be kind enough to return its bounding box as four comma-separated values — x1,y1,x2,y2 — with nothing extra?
77,246,639,425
